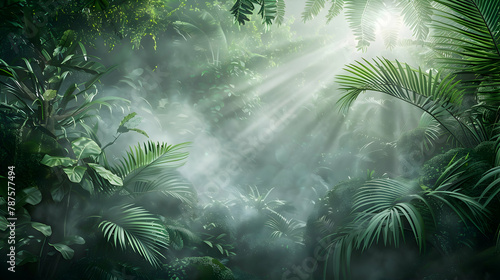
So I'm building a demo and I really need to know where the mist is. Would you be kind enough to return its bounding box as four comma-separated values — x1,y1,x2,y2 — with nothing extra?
2,1,500,280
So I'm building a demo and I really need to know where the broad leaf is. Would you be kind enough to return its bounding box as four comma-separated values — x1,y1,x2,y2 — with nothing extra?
88,163,123,186
32,222,52,237
42,89,57,101
40,155,77,167
63,166,87,183
71,137,101,160
49,243,74,260
20,187,42,205
62,235,86,245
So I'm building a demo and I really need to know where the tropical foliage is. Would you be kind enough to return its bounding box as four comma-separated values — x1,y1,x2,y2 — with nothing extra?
3,0,500,279
231,0,434,50
296,0,500,279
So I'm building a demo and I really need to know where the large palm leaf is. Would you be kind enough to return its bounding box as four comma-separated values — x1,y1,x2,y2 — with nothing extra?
131,171,196,205
112,141,195,204
344,0,384,51
398,0,433,40
432,0,500,105
265,210,305,244
113,141,189,187
98,204,169,268
336,57,484,147
325,155,487,279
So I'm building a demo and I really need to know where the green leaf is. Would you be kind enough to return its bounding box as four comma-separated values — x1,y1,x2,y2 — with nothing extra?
129,128,149,138
50,184,67,202
230,0,258,25
40,155,77,167
302,0,326,21
0,216,7,231
58,30,75,49
81,178,94,194
49,243,74,260
216,244,224,254
119,112,138,127
98,204,169,267
63,166,87,183
203,240,213,248
71,137,101,160
87,163,123,186
114,142,190,187
42,89,57,101
21,187,42,205
17,250,39,266
32,222,52,237
62,235,85,245
86,0,110,10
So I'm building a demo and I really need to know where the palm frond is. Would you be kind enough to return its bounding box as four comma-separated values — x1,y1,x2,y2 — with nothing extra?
352,179,425,250
336,57,482,147
130,171,197,205
432,0,500,105
379,4,402,49
258,0,277,25
265,210,305,244
98,204,169,267
326,0,345,23
476,166,500,207
426,190,487,231
275,0,286,25
113,141,189,187
344,0,384,51
302,0,327,21
79,258,120,280
230,0,259,25
418,112,442,151
397,0,433,40
164,223,200,250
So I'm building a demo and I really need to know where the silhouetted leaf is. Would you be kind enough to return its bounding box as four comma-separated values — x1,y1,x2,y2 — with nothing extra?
49,243,74,260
